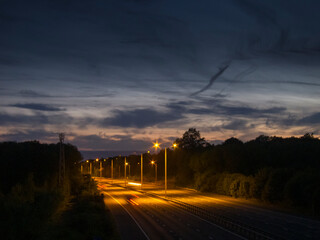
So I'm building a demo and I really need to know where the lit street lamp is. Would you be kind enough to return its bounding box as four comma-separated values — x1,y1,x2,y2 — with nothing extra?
111,158,113,183
153,142,168,197
124,157,127,187
151,160,157,183
141,154,143,190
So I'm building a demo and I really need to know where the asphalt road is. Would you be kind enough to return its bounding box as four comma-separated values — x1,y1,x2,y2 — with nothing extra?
97,178,244,240
96,178,320,240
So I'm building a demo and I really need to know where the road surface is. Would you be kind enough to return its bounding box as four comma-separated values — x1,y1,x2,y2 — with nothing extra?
97,178,245,240
96,178,320,240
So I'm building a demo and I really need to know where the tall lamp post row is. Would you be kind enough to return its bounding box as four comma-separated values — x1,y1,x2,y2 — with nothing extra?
80,141,177,198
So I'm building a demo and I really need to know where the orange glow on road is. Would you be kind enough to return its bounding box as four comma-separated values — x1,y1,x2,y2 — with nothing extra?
128,182,142,186
129,199,140,205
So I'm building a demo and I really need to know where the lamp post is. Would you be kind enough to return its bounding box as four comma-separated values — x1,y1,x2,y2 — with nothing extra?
153,141,168,197
165,147,167,197
104,158,107,176
95,158,99,177
90,161,93,175
151,160,157,183
141,154,143,190
99,159,102,177
111,158,113,183
124,157,127,187
127,162,130,178
86,160,89,174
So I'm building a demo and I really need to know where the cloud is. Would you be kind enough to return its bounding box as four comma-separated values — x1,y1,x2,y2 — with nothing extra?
223,119,251,130
100,108,184,128
11,103,63,111
216,105,286,117
71,134,151,151
19,90,51,98
0,129,58,142
266,112,320,130
0,113,49,125
298,112,320,125
0,112,73,126
190,64,230,96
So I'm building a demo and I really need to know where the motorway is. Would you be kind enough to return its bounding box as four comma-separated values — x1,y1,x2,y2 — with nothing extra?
95,178,320,240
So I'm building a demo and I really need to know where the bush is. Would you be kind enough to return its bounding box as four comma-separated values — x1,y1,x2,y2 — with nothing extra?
284,169,320,208
252,168,271,199
262,168,292,203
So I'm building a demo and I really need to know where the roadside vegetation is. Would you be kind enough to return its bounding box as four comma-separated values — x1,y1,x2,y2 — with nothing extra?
117,129,320,217
170,130,320,216
0,141,118,240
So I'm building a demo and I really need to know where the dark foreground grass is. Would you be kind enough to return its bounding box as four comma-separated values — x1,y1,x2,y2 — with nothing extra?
42,194,119,240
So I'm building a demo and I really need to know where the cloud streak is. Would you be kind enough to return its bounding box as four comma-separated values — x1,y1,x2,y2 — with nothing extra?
11,103,63,111
100,108,184,128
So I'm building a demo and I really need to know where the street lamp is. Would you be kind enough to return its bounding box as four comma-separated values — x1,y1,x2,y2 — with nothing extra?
90,160,93,175
153,142,168,197
124,157,127,187
111,158,113,183
95,158,103,177
141,154,143,190
153,141,160,149
151,160,157,183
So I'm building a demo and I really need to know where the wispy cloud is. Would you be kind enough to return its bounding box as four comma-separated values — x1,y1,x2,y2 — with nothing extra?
100,108,184,128
19,90,51,98
11,103,63,111
71,134,151,151
0,129,57,142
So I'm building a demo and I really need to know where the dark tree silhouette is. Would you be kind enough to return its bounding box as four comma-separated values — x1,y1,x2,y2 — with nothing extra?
175,128,209,150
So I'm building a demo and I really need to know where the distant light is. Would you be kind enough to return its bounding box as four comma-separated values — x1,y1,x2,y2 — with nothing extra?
125,162,129,165
128,182,141,186
151,160,155,164
173,143,177,148
147,151,150,153
86,160,89,163
96,158,99,162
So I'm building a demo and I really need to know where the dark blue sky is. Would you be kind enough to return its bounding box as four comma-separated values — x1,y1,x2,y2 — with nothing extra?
1,0,320,150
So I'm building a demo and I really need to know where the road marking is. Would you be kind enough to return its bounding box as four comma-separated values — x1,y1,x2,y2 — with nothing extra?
103,191,150,240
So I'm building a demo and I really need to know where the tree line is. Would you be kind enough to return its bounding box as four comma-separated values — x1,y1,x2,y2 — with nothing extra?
152,129,320,216
0,141,112,239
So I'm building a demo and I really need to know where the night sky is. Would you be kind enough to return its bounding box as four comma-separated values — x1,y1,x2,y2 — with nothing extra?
1,0,320,151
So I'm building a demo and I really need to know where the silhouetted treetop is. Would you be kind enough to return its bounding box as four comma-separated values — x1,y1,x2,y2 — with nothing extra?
223,137,243,145
301,132,314,139
175,128,209,150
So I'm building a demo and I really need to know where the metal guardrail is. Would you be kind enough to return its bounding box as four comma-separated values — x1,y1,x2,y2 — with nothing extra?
111,183,286,240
